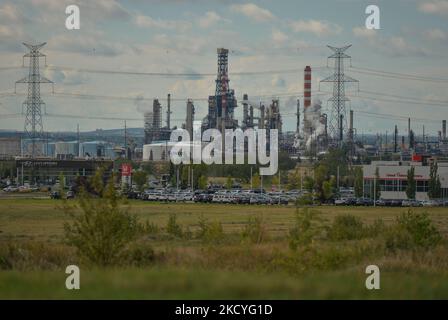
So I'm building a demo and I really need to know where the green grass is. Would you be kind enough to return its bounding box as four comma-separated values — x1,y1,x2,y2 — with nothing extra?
1,198,448,299
2,199,448,242
1,267,448,299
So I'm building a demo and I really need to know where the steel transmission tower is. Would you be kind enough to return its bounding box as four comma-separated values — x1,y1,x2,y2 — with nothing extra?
320,45,358,144
15,42,53,158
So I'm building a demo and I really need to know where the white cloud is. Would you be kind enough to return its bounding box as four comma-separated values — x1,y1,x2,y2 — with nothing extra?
419,0,448,16
48,33,128,56
0,3,28,24
230,3,275,22
424,28,447,40
271,75,286,87
352,26,377,39
135,15,192,32
198,11,229,28
44,68,90,85
289,19,342,36
31,0,130,20
355,32,430,57
271,29,288,44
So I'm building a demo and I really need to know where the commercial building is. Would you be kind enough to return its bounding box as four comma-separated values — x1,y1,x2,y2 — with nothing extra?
15,158,113,186
0,137,21,158
363,160,448,200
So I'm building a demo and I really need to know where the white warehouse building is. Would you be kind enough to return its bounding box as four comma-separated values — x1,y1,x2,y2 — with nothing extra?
363,160,448,200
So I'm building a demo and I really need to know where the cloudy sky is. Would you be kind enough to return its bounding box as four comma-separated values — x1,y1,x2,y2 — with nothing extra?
0,0,447,137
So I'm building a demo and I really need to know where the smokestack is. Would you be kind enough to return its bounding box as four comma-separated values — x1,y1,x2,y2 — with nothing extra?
304,66,311,110
408,118,411,149
260,103,265,129
185,99,195,139
153,99,161,130
443,120,446,140
167,94,171,129
296,99,300,134
249,104,254,127
243,94,249,128
394,125,398,153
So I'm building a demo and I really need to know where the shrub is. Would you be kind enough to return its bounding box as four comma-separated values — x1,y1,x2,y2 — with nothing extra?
63,175,139,266
327,215,365,241
143,220,160,235
288,208,323,250
121,242,155,266
196,216,224,244
241,215,267,245
366,218,387,238
384,227,414,252
386,210,442,252
397,210,441,248
166,213,183,238
0,241,76,271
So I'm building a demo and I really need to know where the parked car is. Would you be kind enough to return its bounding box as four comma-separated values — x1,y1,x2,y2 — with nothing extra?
335,198,348,205
50,191,61,199
422,199,439,207
66,191,75,199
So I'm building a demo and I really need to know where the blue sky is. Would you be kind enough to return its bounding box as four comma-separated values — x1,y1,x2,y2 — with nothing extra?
0,0,447,136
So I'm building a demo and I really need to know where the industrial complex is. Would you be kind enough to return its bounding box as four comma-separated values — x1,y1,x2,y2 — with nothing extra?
1,42,448,201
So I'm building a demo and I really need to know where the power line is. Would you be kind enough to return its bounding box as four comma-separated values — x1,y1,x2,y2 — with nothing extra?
45,65,329,78
349,66,448,83
354,110,441,124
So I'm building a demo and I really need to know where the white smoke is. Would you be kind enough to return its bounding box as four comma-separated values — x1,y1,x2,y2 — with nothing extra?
304,99,326,150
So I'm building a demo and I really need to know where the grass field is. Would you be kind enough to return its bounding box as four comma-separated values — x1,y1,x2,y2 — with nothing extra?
1,198,448,299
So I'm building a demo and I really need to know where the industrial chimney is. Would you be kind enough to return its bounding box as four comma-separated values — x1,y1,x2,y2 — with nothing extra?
296,99,300,135
304,66,311,110
443,120,447,140
167,94,171,129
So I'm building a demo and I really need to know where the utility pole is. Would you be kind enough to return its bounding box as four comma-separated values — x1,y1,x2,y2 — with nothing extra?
250,167,253,190
15,42,53,158
192,167,194,192
124,120,127,158
337,166,340,191
373,175,377,207
320,45,358,143
77,124,80,157
176,166,179,191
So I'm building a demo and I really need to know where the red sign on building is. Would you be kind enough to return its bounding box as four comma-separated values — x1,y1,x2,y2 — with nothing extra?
121,163,132,177
412,154,423,162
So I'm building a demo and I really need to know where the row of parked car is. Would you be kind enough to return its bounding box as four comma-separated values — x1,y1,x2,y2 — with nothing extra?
135,189,300,205
335,197,448,207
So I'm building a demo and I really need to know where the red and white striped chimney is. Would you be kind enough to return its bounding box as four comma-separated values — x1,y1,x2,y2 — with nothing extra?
304,66,311,109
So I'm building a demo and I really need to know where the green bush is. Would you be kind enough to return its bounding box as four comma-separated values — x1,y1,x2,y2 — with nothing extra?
143,220,160,236
241,215,267,245
166,213,183,238
386,210,441,251
384,227,414,252
121,242,155,266
288,208,323,250
366,218,387,237
327,214,365,241
196,216,224,244
63,175,139,266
